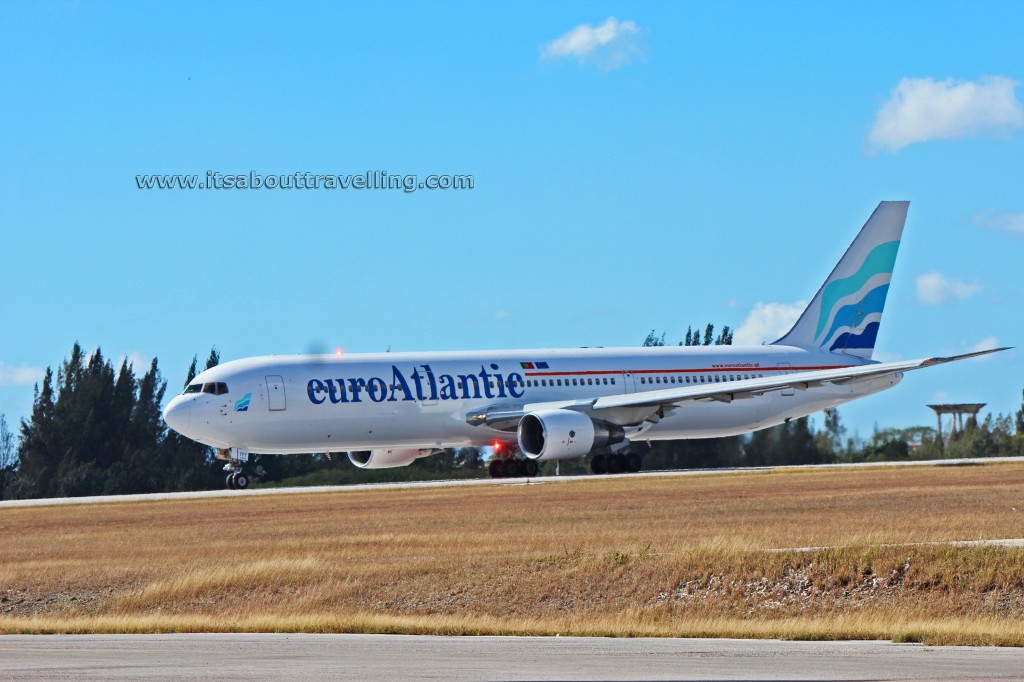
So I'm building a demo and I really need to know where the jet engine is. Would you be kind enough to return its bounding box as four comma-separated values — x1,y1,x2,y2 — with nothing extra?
517,409,625,460
347,448,432,469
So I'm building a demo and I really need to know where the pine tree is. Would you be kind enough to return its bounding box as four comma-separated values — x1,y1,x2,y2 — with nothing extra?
184,356,198,387
1016,389,1024,435
703,323,714,346
0,415,14,470
14,368,57,498
642,330,666,347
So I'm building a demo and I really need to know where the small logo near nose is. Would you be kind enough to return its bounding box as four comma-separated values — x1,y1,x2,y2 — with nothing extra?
234,393,252,412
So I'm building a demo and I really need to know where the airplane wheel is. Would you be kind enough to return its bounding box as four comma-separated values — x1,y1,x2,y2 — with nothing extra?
607,455,625,474
590,455,606,475
502,459,520,478
524,459,539,478
488,460,503,478
226,474,236,489
233,472,249,489
625,453,642,473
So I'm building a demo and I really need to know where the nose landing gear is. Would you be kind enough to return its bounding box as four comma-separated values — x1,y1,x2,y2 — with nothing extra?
225,470,249,490
217,447,251,490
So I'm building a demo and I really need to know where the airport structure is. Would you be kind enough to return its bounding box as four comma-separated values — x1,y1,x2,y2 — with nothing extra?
928,403,986,446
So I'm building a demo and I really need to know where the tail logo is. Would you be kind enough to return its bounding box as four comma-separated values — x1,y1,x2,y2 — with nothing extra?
234,393,252,412
814,240,900,352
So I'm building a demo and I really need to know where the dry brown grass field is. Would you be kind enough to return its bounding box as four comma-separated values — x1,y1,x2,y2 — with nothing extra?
3,461,1024,644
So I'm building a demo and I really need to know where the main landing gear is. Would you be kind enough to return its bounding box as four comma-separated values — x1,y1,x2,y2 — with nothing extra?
590,452,642,475
488,457,540,479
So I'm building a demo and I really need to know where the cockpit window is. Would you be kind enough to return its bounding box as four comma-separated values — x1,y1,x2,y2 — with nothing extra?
186,382,229,395
201,382,230,395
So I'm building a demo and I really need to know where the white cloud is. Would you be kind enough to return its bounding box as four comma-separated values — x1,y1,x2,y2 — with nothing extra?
493,310,510,321
117,351,153,373
733,301,806,346
972,209,1024,236
868,76,1024,153
540,17,643,70
915,272,981,305
0,361,45,387
725,298,741,309
969,336,1000,354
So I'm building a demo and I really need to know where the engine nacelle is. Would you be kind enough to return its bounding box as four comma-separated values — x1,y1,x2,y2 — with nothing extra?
517,409,625,461
347,448,426,469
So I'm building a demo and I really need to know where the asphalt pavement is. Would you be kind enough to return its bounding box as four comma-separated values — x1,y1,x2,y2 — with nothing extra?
1,634,1023,681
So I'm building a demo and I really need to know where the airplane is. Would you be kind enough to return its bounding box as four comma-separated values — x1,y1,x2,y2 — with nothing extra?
162,201,1007,489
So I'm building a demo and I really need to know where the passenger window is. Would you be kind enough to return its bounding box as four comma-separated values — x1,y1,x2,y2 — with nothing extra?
611,378,616,384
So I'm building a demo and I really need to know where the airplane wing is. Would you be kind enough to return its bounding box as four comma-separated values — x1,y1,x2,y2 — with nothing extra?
468,347,1009,431
589,347,1009,412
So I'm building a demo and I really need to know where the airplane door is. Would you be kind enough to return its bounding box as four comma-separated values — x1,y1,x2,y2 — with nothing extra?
776,363,794,397
622,372,637,394
266,375,286,411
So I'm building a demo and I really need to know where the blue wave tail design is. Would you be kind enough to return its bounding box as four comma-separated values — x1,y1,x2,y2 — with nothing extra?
829,321,880,352
819,283,890,347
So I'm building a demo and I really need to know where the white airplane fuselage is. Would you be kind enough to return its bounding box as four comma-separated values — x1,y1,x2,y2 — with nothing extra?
166,344,898,455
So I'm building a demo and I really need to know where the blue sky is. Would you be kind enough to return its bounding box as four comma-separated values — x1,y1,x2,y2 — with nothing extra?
1,1,1022,439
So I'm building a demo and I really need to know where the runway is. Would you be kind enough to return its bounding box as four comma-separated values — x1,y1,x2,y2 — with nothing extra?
1,456,1019,509
1,634,1022,681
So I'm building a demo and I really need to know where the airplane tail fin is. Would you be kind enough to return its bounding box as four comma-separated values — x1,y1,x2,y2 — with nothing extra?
772,201,909,359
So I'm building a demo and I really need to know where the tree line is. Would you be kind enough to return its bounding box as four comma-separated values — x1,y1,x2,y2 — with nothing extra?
1,334,1021,498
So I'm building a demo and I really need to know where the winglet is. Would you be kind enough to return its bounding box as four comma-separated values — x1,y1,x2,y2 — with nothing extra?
922,347,1013,367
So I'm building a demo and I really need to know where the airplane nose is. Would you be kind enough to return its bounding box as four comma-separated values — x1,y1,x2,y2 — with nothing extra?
163,399,191,434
